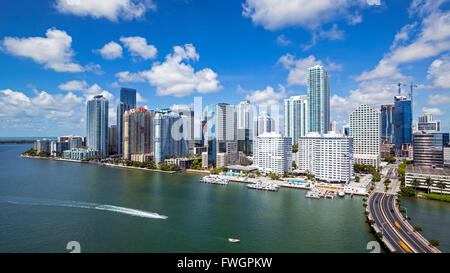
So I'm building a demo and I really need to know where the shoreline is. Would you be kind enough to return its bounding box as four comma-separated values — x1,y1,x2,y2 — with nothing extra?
20,155,189,174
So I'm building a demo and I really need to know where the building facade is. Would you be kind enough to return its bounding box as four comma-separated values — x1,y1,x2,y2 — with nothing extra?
204,103,239,167
123,107,154,160
108,125,118,155
307,65,330,134
393,95,412,155
86,95,109,155
381,104,394,144
284,95,308,145
418,114,441,132
153,112,189,164
257,112,274,136
63,148,98,160
297,132,353,183
406,166,450,195
413,132,449,168
117,87,136,155
349,104,381,168
254,132,292,175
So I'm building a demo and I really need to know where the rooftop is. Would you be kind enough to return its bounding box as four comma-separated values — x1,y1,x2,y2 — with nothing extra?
406,166,450,176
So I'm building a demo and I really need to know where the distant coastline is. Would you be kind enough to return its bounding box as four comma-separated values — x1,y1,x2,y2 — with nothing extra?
0,140,35,144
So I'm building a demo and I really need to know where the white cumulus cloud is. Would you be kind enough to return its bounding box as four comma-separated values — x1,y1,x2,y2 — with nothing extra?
422,107,444,116
54,0,156,21
115,44,222,97
94,41,123,60
120,36,157,60
1,28,94,73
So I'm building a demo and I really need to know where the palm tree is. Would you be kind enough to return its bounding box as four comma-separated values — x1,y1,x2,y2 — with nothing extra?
436,180,446,195
425,177,433,194
411,178,421,196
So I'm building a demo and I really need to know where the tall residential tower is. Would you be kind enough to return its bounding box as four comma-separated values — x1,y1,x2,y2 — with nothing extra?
307,65,330,134
87,95,109,155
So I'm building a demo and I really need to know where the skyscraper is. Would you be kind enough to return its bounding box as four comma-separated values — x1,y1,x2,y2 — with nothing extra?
297,132,353,183
257,112,274,136
237,100,255,155
393,95,412,155
108,125,117,155
284,95,308,145
413,132,449,168
153,111,189,164
117,87,136,155
123,107,154,160
307,65,330,134
381,104,394,144
204,103,239,166
254,132,292,175
87,95,109,155
349,104,381,168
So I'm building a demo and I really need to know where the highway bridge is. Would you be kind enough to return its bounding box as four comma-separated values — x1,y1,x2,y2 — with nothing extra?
367,192,440,253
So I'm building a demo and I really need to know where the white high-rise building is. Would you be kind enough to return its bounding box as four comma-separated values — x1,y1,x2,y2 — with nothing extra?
257,112,274,136
284,95,308,145
329,120,337,132
418,114,441,132
254,132,292,175
237,100,254,130
297,132,353,183
349,104,381,168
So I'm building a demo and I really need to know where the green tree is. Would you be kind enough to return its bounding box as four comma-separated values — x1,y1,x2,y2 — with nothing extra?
436,180,446,195
425,177,433,194
292,160,297,169
355,176,360,182
411,178,421,196
292,144,298,153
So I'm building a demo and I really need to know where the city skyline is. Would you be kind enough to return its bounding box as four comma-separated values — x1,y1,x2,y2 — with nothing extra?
0,0,449,137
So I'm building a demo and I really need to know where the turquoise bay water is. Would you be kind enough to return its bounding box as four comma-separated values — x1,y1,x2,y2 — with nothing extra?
0,144,447,253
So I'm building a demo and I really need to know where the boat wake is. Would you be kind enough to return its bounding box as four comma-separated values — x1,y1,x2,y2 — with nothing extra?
0,196,168,220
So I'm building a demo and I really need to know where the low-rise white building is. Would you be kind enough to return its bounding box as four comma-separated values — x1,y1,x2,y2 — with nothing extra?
63,148,98,160
254,132,292,175
405,166,450,195
297,132,353,183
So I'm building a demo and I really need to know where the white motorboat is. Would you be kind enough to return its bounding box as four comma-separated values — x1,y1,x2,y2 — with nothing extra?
338,191,345,197
228,238,240,243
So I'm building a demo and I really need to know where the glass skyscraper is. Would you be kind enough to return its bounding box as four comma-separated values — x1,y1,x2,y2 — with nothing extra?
87,95,109,156
117,87,136,155
413,132,449,168
307,65,330,134
393,95,412,153
381,104,394,144
284,95,308,145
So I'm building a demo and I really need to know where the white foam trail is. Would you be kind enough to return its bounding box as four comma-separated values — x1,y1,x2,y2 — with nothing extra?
0,196,168,220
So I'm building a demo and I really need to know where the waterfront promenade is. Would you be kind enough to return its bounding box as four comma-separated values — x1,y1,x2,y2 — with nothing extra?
367,192,440,253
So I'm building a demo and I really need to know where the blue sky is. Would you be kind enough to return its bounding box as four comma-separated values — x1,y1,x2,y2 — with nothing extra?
0,0,449,137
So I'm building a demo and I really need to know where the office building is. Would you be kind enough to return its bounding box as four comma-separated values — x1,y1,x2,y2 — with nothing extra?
413,132,449,168
108,125,118,155
153,112,189,164
393,95,412,155
257,112,274,136
170,105,195,154
381,104,394,144
284,95,308,145
254,132,292,175
349,104,381,168
87,95,109,156
329,120,337,132
418,114,441,132
204,103,239,166
307,65,330,134
444,145,450,168
297,132,353,183
122,107,154,160
117,87,137,155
